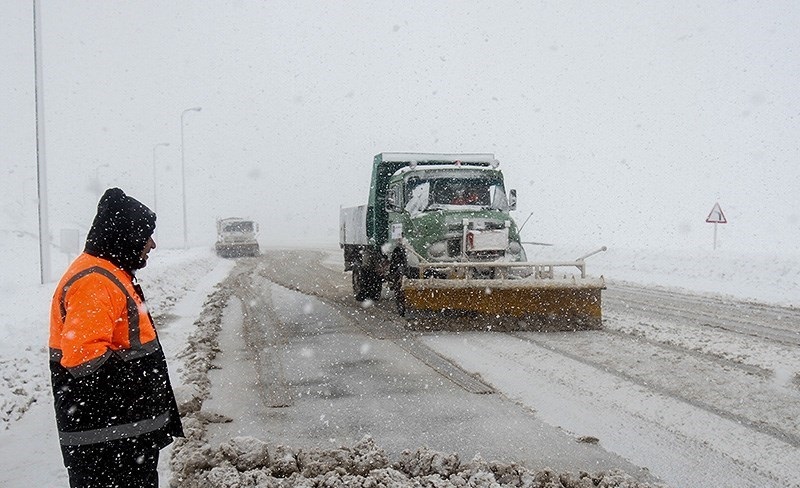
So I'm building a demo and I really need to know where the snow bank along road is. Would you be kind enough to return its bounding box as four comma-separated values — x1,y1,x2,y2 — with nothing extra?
180,248,800,488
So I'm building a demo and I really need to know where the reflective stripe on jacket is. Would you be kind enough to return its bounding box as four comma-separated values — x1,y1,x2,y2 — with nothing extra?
49,253,183,447
50,253,158,375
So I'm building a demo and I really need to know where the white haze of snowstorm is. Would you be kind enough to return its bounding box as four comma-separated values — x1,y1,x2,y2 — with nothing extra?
1,6,798,487
1,1,799,287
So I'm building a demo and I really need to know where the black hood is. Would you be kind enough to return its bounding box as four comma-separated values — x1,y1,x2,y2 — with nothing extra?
84,188,156,272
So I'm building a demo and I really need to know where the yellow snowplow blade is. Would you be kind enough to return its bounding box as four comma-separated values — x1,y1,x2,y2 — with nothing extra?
402,277,605,330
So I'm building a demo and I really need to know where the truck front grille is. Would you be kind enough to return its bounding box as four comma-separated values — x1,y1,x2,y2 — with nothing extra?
447,239,461,257
446,239,505,260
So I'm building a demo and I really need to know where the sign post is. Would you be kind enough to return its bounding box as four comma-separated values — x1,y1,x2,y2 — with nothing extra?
705,202,727,250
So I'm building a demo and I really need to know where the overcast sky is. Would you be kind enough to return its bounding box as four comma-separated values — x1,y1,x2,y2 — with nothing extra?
2,1,798,259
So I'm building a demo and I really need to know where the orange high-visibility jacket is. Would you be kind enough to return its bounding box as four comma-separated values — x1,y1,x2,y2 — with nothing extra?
50,253,158,376
49,252,183,449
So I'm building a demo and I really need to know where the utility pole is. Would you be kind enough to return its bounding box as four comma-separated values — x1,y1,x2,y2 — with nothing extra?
34,0,51,283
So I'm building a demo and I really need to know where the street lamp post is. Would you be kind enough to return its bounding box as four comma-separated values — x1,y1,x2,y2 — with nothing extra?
151,142,170,216
180,107,202,249
34,0,51,284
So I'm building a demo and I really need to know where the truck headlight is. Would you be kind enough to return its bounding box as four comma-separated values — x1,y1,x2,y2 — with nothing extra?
428,241,448,258
507,241,522,255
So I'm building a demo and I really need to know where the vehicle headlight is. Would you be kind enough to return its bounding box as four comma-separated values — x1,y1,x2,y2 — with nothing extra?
507,241,522,255
428,241,448,258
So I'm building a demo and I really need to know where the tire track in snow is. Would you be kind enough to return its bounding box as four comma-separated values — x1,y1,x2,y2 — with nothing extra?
605,282,800,346
509,331,800,448
423,332,800,488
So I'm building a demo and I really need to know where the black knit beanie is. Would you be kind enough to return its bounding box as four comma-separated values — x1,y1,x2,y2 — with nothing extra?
84,188,157,272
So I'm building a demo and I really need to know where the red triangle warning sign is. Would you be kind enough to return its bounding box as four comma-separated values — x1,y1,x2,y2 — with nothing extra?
706,202,727,224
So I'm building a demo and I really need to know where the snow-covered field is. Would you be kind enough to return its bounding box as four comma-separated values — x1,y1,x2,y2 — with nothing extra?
527,243,800,309
0,240,797,487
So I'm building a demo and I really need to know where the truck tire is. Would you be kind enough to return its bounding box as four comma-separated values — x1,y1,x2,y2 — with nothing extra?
352,267,365,301
390,254,408,316
353,267,381,302
368,271,382,301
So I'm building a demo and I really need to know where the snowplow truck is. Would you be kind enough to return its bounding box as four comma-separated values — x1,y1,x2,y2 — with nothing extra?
215,217,260,258
339,152,606,330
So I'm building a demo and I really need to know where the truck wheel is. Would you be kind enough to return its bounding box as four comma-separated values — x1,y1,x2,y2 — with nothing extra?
366,268,382,301
353,267,367,301
353,267,381,302
390,255,408,316
369,271,382,301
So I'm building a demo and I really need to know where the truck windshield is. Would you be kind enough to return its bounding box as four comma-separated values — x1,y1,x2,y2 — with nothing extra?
404,176,507,214
224,222,253,233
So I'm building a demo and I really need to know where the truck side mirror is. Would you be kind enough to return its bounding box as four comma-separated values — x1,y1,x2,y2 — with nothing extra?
509,189,517,210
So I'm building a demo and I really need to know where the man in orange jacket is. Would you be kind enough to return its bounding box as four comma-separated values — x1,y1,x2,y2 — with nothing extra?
50,188,183,487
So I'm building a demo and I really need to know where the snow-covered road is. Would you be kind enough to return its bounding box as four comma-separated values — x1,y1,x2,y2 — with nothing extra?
252,248,800,487
199,269,652,472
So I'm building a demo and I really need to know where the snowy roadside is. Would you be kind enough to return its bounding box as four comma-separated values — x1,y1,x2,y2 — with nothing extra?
0,247,233,488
